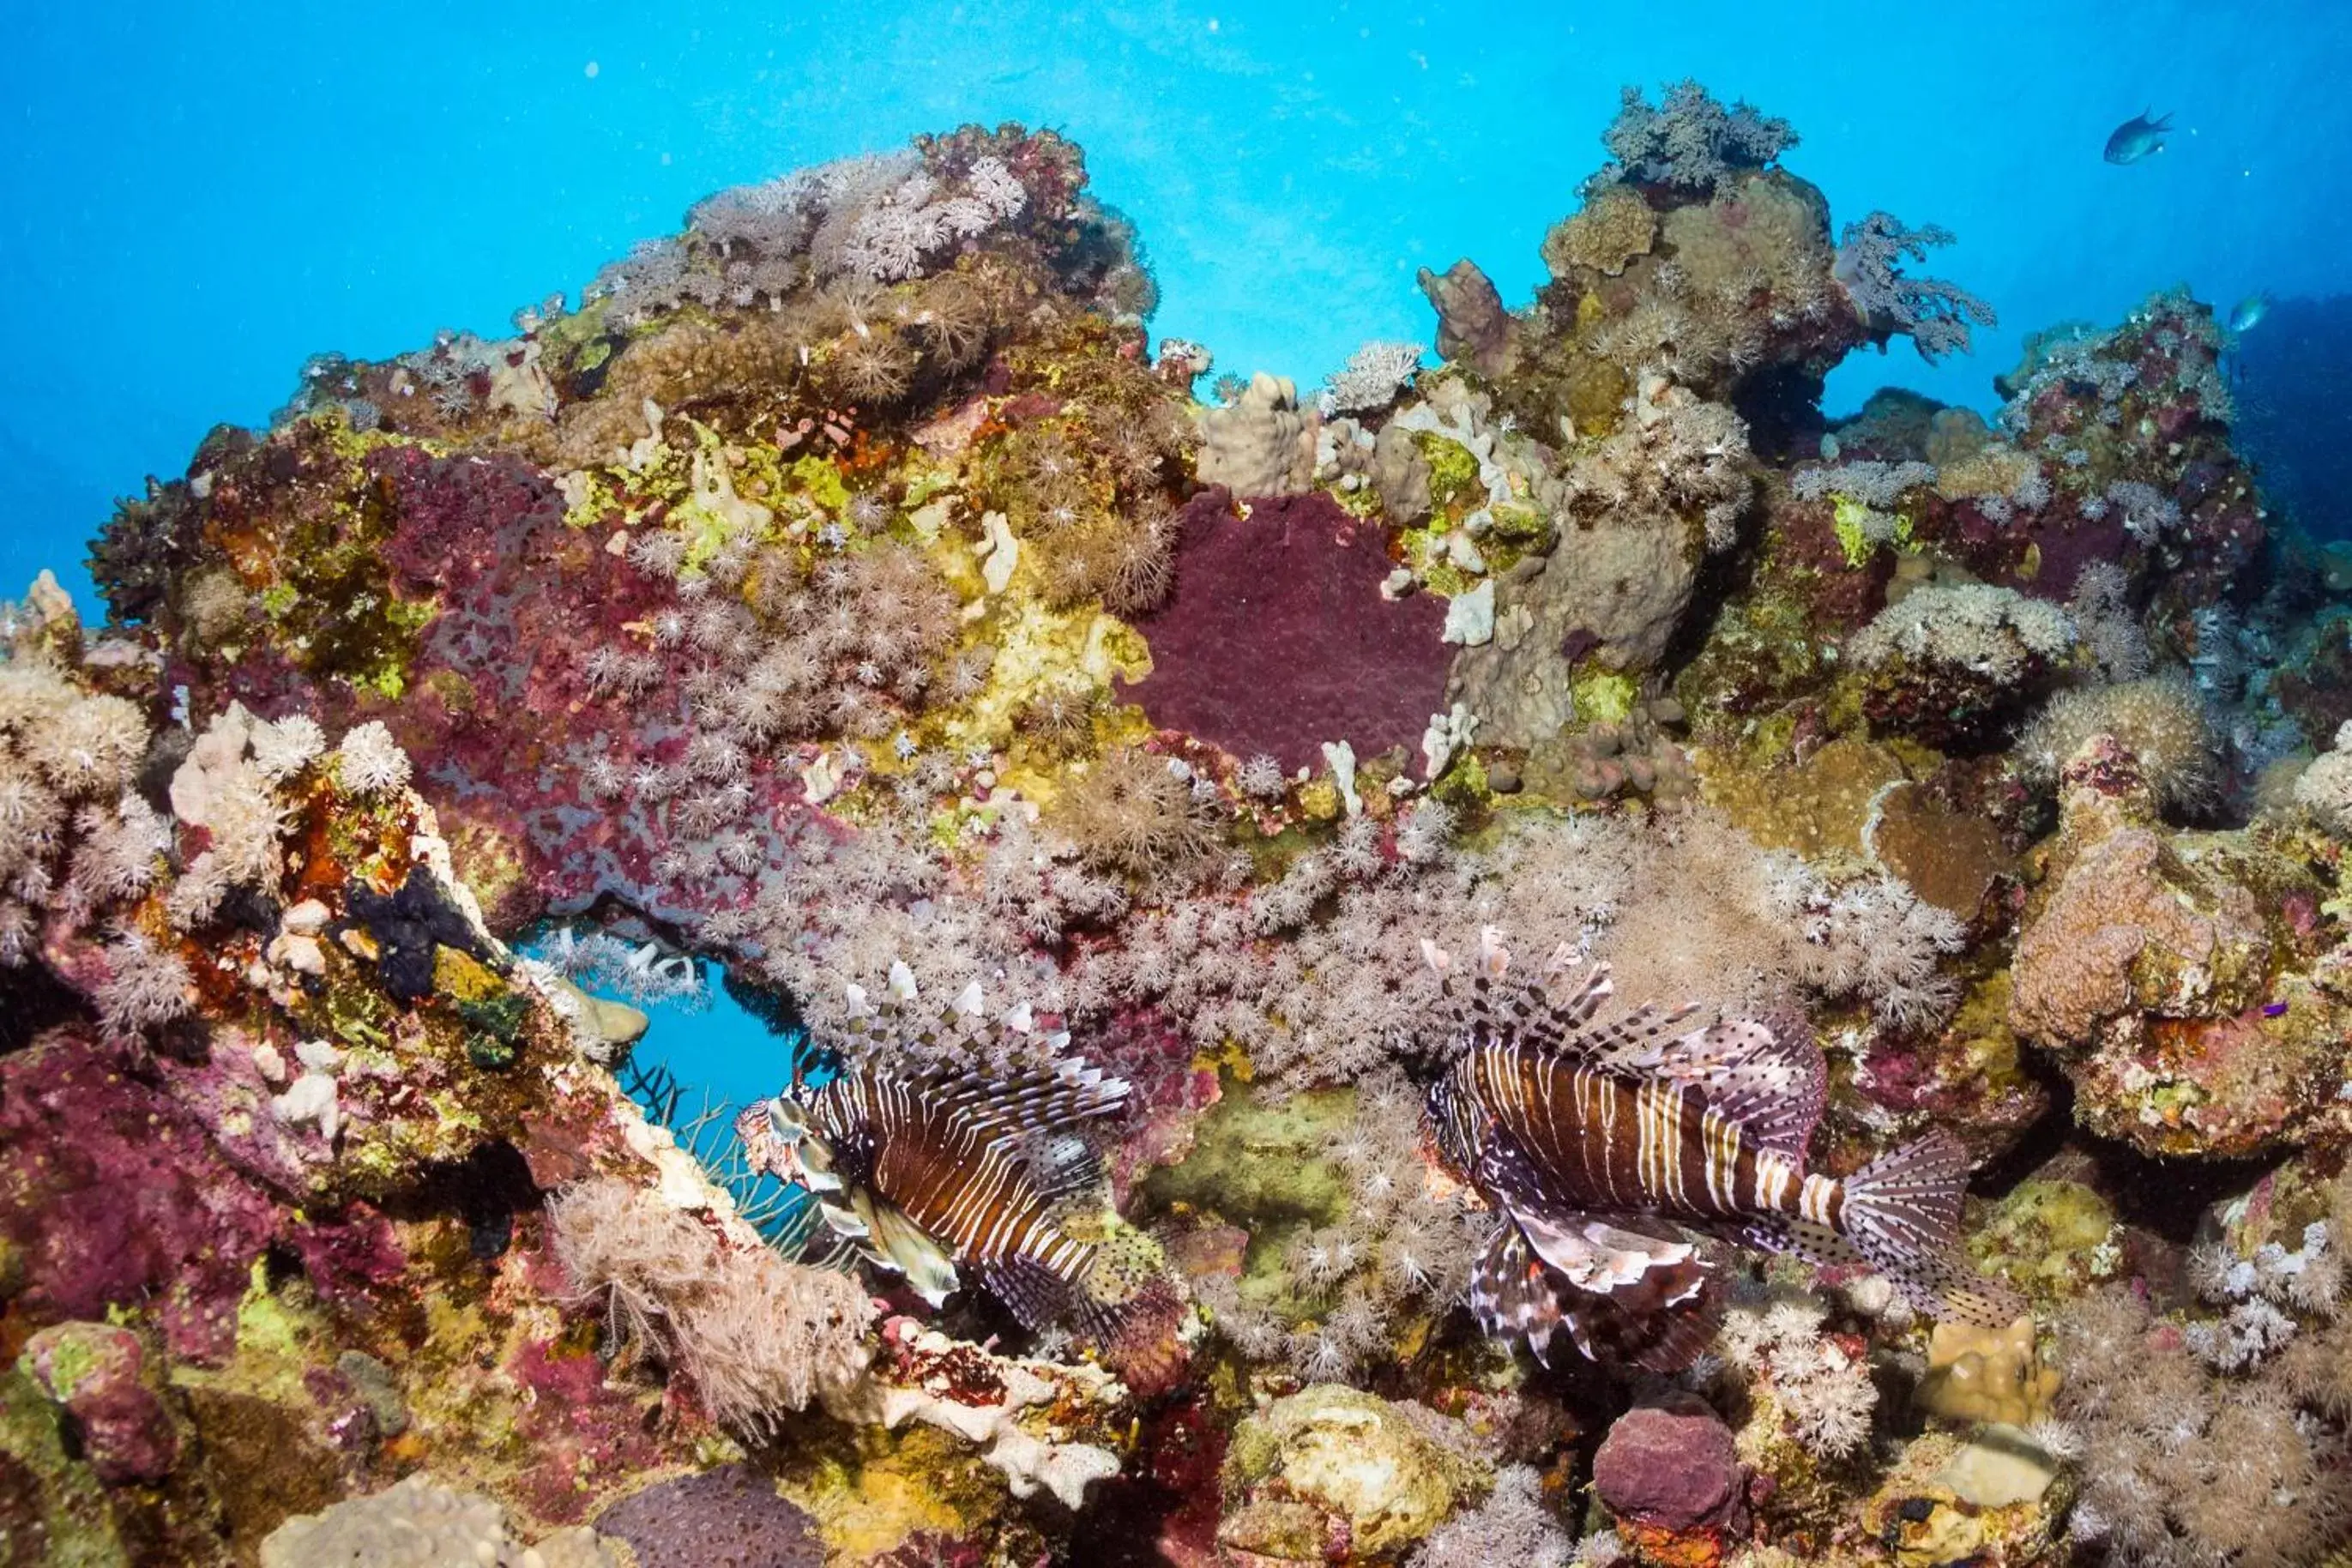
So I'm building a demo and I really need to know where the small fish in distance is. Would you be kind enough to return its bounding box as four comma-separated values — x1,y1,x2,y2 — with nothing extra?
1421,930,2026,1372
2105,108,2174,165
2228,292,2272,335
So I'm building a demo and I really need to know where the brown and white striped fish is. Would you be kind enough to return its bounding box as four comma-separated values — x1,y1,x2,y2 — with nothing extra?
736,970,1173,1354
1423,931,2024,1372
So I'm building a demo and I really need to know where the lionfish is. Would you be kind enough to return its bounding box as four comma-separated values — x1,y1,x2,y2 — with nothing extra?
1423,931,2023,1371
736,968,1183,1379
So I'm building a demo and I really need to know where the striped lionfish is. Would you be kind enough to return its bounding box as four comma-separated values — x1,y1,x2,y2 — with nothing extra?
1423,931,2024,1371
735,968,1182,1378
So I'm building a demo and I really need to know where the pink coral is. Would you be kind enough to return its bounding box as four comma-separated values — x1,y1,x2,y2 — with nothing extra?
1122,488,1451,772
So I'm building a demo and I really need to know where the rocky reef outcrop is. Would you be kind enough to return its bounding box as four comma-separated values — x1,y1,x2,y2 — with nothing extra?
10,84,2352,1568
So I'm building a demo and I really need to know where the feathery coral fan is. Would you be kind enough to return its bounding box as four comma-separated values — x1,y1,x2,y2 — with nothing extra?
1592,80,1797,194
546,1175,871,1433
1833,213,1999,363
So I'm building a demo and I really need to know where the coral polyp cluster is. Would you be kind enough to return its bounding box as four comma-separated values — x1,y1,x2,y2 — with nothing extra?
12,85,2352,1567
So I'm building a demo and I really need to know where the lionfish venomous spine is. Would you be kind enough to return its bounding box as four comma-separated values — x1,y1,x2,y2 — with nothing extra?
1424,929,2023,1371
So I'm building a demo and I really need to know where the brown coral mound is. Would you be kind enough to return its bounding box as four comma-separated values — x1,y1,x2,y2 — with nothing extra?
1542,184,1656,280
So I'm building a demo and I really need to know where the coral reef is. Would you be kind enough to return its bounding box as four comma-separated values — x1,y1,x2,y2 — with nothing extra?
16,86,2352,1568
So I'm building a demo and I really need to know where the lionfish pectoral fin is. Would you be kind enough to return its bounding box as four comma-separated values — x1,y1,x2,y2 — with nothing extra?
1470,1226,1569,1366
980,1257,1081,1335
1517,1209,1709,1314
1836,1131,2027,1329
865,1198,961,1308
817,1200,871,1240
1481,1219,1722,1374
1563,1281,1725,1373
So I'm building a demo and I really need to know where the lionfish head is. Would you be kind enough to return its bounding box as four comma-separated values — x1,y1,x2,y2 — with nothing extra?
737,1094,844,1193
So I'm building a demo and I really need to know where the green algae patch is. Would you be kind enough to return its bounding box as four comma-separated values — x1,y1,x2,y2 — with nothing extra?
0,1366,130,1568
28,1331,100,1402
1830,493,1915,568
779,1420,1031,1564
1414,431,1485,517
1141,1083,1354,1228
1570,668,1639,726
438,947,532,1070
1429,748,1490,811
232,1258,308,1368
788,454,852,514
1970,1179,2121,1304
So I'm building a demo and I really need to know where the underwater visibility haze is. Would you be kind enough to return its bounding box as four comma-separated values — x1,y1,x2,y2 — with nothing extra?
9,4,2352,1565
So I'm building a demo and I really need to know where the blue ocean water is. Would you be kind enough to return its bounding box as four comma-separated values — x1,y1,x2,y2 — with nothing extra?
9,0,2352,612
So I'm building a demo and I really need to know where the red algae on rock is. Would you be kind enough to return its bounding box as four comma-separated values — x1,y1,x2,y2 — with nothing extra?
1121,487,1452,772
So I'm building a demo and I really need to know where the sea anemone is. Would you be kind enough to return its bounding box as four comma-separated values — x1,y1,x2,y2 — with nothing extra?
913,274,994,370
828,329,918,407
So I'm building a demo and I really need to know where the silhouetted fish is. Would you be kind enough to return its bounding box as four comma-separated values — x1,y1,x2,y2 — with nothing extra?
2105,109,2173,165
1422,931,2024,1371
736,970,1167,1346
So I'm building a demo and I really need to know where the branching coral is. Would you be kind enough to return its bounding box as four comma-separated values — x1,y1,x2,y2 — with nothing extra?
1714,1285,1880,1460
1408,1465,1577,1568
1321,341,1426,415
2057,1201,2352,1567
1850,583,2075,684
1571,371,1753,554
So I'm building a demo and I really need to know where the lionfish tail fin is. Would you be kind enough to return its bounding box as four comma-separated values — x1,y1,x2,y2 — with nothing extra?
1839,1131,2026,1329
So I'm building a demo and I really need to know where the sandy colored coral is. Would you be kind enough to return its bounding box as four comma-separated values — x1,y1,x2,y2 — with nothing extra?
1542,184,1657,280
